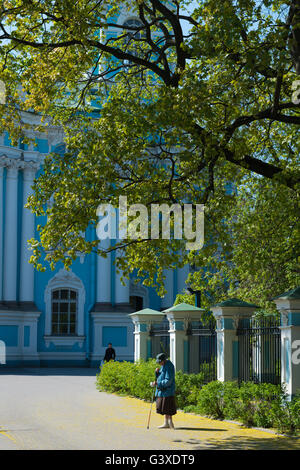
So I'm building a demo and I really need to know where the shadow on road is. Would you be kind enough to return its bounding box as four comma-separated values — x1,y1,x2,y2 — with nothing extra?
176,427,227,432
176,435,300,450
0,367,99,376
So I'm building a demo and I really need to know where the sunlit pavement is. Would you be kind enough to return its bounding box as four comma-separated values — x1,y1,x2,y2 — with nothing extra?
0,368,299,450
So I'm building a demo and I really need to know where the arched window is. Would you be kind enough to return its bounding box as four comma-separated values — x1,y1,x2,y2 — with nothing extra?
122,18,144,69
123,18,143,41
51,288,78,335
44,269,86,346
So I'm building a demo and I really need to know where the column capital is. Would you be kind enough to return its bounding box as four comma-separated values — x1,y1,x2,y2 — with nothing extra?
163,302,204,332
129,309,165,362
0,155,15,168
129,309,165,329
5,158,24,178
273,287,300,327
23,160,40,181
211,298,259,330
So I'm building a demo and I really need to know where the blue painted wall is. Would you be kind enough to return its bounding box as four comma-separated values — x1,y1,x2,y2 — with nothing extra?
102,326,127,347
0,326,18,347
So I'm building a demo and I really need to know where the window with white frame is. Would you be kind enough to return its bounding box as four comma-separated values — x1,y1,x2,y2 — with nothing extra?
51,288,78,335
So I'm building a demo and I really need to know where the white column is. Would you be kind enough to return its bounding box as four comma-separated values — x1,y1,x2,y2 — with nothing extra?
274,292,300,399
129,311,165,362
0,165,4,301
96,238,111,304
211,302,258,382
20,163,38,302
3,160,21,301
133,326,149,362
115,248,130,305
166,314,189,372
161,269,173,309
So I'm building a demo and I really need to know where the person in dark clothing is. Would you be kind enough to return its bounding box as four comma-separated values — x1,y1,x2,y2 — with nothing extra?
103,343,116,362
150,352,177,429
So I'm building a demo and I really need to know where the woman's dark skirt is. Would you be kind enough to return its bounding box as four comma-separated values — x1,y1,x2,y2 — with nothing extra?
156,396,177,416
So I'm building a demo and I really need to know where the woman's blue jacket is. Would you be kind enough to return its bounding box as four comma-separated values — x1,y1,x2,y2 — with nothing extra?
155,360,176,397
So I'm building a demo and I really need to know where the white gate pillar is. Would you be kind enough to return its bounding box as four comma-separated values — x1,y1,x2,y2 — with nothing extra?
129,309,165,362
163,303,204,372
273,287,300,399
211,298,259,382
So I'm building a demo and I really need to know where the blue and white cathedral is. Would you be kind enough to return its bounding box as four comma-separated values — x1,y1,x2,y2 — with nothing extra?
0,4,190,367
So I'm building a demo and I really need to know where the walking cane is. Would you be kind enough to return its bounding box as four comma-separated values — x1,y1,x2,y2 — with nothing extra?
147,368,159,430
147,387,155,430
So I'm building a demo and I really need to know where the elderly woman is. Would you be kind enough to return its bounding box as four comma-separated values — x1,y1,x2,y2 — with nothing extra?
151,352,177,429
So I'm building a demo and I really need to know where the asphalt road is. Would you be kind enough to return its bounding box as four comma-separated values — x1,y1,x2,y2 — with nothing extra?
0,368,299,450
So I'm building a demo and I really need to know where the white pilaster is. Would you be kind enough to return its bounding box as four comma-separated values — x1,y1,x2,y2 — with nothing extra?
3,159,22,301
115,248,129,305
273,289,300,399
211,299,259,382
20,162,38,301
0,165,4,301
163,303,204,372
128,309,165,362
96,238,111,304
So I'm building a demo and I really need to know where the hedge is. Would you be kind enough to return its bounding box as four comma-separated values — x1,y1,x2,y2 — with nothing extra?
96,360,300,435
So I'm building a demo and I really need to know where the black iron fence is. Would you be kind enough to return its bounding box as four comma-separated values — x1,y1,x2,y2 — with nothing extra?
237,316,281,385
188,320,217,383
149,316,170,358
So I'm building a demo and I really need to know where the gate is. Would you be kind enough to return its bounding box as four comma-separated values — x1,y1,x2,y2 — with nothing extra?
188,319,217,383
149,316,170,358
237,316,281,384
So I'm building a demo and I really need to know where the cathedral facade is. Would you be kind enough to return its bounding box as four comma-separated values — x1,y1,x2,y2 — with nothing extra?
0,7,190,368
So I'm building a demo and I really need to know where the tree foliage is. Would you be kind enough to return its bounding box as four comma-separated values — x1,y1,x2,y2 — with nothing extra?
0,0,299,308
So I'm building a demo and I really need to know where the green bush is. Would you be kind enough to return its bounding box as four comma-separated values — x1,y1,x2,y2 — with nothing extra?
96,359,157,402
233,382,283,428
175,370,205,410
96,361,300,435
269,391,300,435
193,381,240,419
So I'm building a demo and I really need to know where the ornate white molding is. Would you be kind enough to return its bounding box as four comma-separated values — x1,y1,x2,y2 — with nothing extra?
23,160,40,181
0,156,39,183
46,127,65,149
44,269,86,339
0,156,24,176
43,335,85,348
0,147,23,159
168,318,175,332
233,316,240,331
184,317,191,334
280,311,289,327
132,319,139,334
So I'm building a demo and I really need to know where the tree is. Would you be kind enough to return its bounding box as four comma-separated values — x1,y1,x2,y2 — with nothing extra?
0,0,299,307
